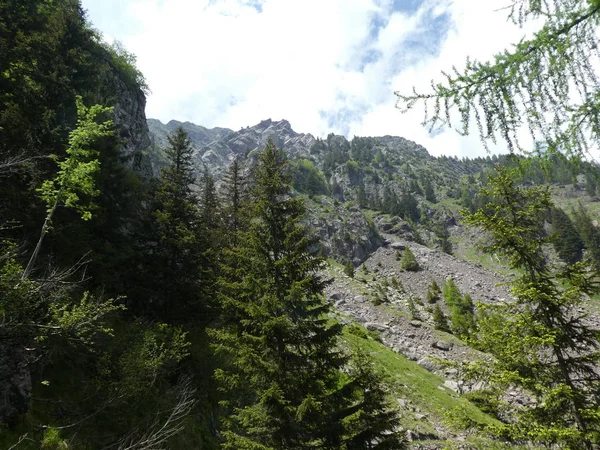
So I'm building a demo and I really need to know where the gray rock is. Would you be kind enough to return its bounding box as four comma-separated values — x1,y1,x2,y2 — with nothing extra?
417,357,440,372
365,322,389,332
409,320,422,328
390,242,405,250
443,380,460,392
432,341,453,351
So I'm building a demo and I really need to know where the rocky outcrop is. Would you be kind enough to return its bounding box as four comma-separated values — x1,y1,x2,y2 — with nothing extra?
112,77,153,178
0,339,31,425
147,118,318,179
306,197,382,264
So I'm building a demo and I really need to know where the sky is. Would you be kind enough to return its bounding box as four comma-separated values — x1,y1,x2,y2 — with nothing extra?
80,0,536,158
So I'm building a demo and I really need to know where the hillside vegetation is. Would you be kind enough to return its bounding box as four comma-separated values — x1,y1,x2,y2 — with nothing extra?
3,1,600,449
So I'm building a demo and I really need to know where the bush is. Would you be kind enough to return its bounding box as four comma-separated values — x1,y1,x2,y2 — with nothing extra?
463,389,502,418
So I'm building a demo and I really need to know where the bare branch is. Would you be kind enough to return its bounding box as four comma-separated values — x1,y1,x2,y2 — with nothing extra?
113,376,196,450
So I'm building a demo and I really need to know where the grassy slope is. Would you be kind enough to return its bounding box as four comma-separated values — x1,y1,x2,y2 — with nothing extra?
341,322,524,449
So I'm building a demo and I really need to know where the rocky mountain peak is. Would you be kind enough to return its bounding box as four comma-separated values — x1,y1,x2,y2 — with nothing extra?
249,118,297,139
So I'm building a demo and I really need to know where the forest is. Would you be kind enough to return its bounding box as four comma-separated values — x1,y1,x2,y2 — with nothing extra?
3,0,600,449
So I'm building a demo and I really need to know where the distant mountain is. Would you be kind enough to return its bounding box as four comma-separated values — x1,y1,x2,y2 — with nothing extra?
146,118,501,263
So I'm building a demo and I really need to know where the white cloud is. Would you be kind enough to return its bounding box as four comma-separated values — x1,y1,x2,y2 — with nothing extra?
81,0,539,157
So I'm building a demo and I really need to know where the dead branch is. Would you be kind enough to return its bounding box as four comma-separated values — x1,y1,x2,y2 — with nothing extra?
114,376,197,450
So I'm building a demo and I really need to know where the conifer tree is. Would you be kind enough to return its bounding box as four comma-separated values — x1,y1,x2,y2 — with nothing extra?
463,166,600,448
432,304,451,333
221,157,247,244
400,247,419,272
147,126,203,321
573,202,600,270
213,140,404,449
550,207,584,265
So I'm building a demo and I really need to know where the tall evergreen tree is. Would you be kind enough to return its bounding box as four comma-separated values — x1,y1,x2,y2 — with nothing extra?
146,126,203,321
221,157,247,244
213,140,404,449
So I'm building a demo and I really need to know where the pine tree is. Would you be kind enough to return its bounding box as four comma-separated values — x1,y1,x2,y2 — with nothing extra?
432,304,451,333
213,140,404,449
423,177,437,203
426,280,441,303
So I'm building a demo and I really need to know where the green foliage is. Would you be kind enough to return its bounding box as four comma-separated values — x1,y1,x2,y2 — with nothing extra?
432,304,451,333
407,296,421,320
442,279,476,339
396,0,600,157
339,352,406,449
105,40,150,94
37,97,113,221
289,158,329,197
550,207,584,264
22,97,114,278
212,141,403,449
143,126,205,321
426,279,441,303
433,221,452,254
423,177,437,203
41,428,68,450
344,260,355,278
463,165,600,448
400,247,420,272
572,202,600,270
221,157,248,245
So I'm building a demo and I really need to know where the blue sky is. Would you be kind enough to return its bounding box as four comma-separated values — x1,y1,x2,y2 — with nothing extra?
81,0,530,157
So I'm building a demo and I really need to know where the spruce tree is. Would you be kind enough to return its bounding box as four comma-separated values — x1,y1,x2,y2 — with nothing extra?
400,247,419,272
213,140,404,449
432,304,451,333
221,157,247,244
147,126,203,321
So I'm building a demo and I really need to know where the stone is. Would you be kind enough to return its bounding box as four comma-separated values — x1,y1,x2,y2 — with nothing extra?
409,320,422,328
365,322,389,332
328,292,343,301
432,341,453,351
390,242,405,250
417,357,439,372
443,380,460,392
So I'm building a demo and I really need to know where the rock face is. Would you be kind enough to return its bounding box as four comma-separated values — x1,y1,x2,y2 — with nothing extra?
147,119,387,263
112,77,153,178
306,197,382,264
0,340,31,425
0,73,154,427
